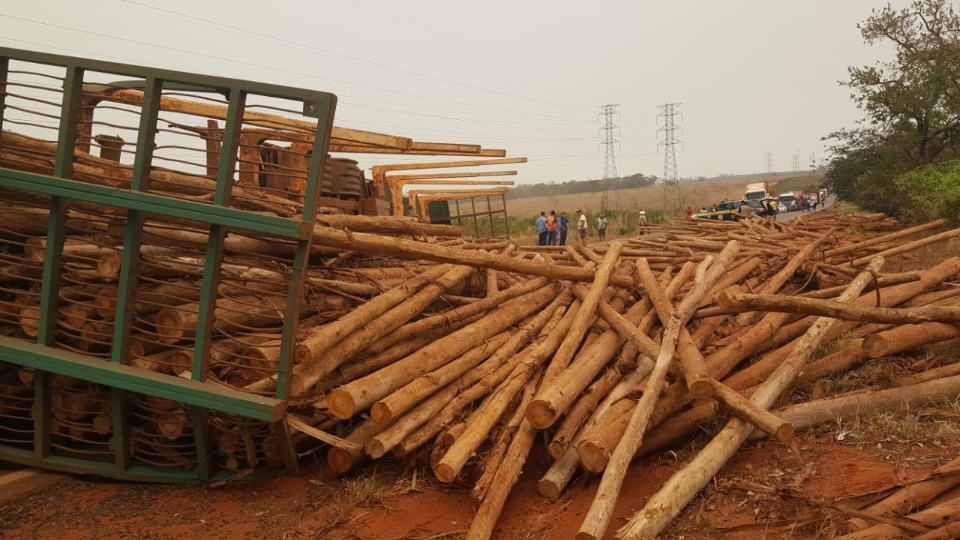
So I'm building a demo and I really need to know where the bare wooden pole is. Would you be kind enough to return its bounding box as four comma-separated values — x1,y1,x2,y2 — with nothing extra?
576,241,740,540
616,256,884,540
310,224,635,288
719,292,960,325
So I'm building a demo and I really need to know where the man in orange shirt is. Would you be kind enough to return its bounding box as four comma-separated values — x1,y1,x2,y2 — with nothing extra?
546,210,559,245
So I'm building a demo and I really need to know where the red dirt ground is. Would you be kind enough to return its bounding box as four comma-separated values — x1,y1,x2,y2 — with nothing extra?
2,427,955,540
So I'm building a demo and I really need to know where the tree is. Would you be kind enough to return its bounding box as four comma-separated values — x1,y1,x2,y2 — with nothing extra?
825,0,960,218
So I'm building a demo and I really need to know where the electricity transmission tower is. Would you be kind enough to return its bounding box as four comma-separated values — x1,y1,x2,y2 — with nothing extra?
792,150,800,172
766,152,773,177
598,104,621,214
657,103,682,210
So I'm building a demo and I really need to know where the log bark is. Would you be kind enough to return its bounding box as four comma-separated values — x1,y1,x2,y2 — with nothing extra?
310,224,635,288
615,256,883,540
299,264,455,364
577,241,740,540
326,285,557,419
720,292,960,325
371,289,566,424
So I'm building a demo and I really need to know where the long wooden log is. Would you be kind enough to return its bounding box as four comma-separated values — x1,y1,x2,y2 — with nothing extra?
720,292,960,324
733,231,833,326
834,497,960,540
577,241,739,540
757,375,960,441
397,296,576,458
847,226,960,267
539,366,648,499
862,322,960,358
310,224,635,288
316,214,463,237
368,302,569,459
326,285,557,419
303,265,476,384
822,219,947,258
299,263,456,364
371,290,566,424
615,256,883,540
471,384,534,501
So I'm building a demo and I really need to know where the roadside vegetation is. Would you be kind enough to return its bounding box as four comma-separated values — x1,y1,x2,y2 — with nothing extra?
825,0,960,226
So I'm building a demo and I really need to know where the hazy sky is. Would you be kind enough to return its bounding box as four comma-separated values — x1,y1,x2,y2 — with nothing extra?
1,0,909,185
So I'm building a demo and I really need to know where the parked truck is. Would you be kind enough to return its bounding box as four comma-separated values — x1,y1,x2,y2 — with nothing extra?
744,181,774,201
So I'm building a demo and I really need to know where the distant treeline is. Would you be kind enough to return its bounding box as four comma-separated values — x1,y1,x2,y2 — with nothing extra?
506,173,657,200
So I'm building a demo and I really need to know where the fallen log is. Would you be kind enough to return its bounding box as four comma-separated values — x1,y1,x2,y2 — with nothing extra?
719,292,960,325
310,224,635,288
326,285,557,419
577,240,739,540
615,256,883,540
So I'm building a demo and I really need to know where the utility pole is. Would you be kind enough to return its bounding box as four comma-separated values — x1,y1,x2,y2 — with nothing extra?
598,104,620,213
657,103,682,210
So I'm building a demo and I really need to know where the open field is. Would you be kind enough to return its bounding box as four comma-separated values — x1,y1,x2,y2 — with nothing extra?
504,173,821,243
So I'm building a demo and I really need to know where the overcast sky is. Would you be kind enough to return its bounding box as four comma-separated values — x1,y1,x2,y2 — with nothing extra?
1,0,909,185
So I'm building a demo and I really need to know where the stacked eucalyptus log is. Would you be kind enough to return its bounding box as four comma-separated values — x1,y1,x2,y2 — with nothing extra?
297,213,960,540
3,126,960,538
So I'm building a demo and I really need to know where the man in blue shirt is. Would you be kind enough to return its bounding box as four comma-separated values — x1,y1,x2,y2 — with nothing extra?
535,212,548,246
558,212,569,246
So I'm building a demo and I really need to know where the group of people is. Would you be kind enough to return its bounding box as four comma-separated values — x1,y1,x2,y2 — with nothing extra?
534,209,599,246
534,210,651,244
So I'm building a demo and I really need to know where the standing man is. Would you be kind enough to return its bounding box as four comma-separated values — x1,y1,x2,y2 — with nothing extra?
535,212,547,246
546,210,559,246
576,209,588,244
685,207,693,218
558,212,569,246
637,209,648,235
596,215,608,241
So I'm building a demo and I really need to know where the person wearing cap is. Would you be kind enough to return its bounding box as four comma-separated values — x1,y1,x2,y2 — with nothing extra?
637,209,648,235
576,209,588,243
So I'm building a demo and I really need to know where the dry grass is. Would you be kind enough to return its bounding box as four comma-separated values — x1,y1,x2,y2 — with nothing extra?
506,177,752,221
341,468,411,508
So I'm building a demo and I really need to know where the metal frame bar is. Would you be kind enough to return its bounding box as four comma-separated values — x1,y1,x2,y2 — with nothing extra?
0,46,337,482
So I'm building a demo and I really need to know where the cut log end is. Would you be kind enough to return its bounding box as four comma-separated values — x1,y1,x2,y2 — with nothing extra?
689,379,715,400
327,390,357,420
775,424,795,442
433,462,457,484
577,440,609,474
537,478,563,500
326,446,357,474
365,438,389,459
154,308,185,343
369,402,392,425
547,440,567,461
525,399,559,430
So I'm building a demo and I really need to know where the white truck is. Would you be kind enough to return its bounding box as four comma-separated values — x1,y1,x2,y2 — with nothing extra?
744,182,772,201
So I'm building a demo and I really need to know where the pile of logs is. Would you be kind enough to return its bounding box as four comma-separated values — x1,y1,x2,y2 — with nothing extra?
3,164,960,538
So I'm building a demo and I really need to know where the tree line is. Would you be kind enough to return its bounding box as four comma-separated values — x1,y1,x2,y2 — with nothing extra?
825,0,960,225
506,173,657,200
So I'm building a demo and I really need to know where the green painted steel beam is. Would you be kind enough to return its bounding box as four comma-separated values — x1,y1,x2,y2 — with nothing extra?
0,337,286,422
0,169,309,239
0,47,332,120
0,447,277,483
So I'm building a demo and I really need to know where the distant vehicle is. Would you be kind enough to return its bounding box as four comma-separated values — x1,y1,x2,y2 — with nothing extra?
744,182,775,201
692,199,774,221
778,192,800,212
692,200,743,221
